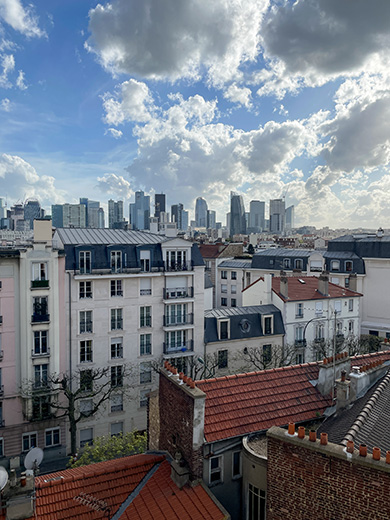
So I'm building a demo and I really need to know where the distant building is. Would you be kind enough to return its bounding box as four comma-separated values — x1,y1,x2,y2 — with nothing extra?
195,197,208,227
285,204,294,231
51,203,86,228
24,199,43,229
154,193,166,220
108,199,124,229
207,210,216,229
230,192,246,237
249,200,265,233
129,190,150,230
269,199,285,234
171,203,188,231
80,198,104,229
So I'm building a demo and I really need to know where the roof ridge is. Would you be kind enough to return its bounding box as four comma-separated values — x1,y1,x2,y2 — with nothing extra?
342,370,390,446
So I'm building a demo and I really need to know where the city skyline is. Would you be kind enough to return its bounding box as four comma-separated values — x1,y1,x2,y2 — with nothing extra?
0,1,390,228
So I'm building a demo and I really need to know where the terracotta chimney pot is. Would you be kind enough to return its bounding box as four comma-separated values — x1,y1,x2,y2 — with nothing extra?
320,433,328,445
359,444,367,457
346,440,354,454
386,451,390,465
179,372,184,380
373,447,381,461
183,375,188,384
298,426,305,439
309,430,316,442
288,423,295,435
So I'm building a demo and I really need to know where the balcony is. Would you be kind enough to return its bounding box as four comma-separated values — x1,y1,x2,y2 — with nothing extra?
163,314,194,327
163,287,194,300
33,381,51,392
164,262,193,272
140,289,152,296
294,339,306,347
336,333,345,343
32,313,50,323
163,339,194,354
31,348,50,358
295,313,304,319
31,280,49,289
314,337,325,345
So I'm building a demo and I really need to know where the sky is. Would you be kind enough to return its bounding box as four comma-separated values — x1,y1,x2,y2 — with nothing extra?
0,0,390,229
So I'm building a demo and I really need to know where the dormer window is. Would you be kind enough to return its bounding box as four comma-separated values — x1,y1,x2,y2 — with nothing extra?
140,250,150,272
263,315,273,335
331,260,340,271
283,258,290,269
111,251,122,273
218,320,230,340
166,250,188,271
79,251,91,274
294,259,303,270
345,261,353,272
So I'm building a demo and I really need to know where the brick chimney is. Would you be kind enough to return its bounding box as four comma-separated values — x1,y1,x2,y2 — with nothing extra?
317,272,329,296
152,364,206,481
317,353,350,396
279,272,288,299
3,471,35,519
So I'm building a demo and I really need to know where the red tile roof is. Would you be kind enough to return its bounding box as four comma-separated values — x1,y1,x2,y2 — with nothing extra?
197,363,332,443
271,276,362,302
198,244,227,259
11,454,227,520
196,351,390,443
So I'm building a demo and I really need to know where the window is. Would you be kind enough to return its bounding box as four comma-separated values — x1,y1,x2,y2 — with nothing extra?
331,260,340,271
32,262,48,285
231,271,237,280
80,399,93,417
111,279,123,297
349,321,354,334
165,330,187,351
79,310,92,334
111,308,123,330
348,299,354,312
34,364,48,388
231,285,237,294
331,277,340,285
221,284,227,293
169,356,188,376
315,301,323,316
140,334,152,356
294,259,303,270
310,260,323,272
140,250,151,272
111,394,123,413
248,483,266,520
166,250,188,271
140,362,152,384
111,337,123,359
221,271,227,279
345,261,353,272
80,370,93,392
80,340,93,363
34,330,48,355
45,428,60,447
263,344,272,365
140,388,150,408
32,296,48,321
218,350,228,369
111,422,123,437
79,251,91,274
246,272,251,287
22,432,37,452
295,326,304,342
111,366,123,387
296,352,305,364
219,320,229,340
140,306,151,327
32,395,51,420
79,281,92,299
221,297,227,306
140,278,152,296
263,316,273,335
232,451,241,478
345,278,350,288
0,438,4,458
283,258,290,269
336,321,343,335
231,298,237,307
295,303,303,318
111,251,122,273
316,324,324,340
334,300,341,314
80,428,93,448
165,304,187,326
209,455,223,484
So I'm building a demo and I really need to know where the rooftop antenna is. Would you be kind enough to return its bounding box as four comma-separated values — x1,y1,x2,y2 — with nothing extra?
24,447,44,476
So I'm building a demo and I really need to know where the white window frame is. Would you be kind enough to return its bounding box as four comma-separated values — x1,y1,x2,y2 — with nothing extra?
294,259,303,270
140,388,150,408
32,262,48,281
295,303,303,318
110,393,123,413
111,422,123,437
209,455,223,485
80,399,93,417
45,427,60,447
231,271,237,280
80,340,93,363
79,251,91,274
262,315,274,335
140,250,151,272
111,308,123,330
79,281,92,299
315,301,323,316
221,284,227,294
221,271,228,280
79,310,92,334
348,299,354,312
140,334,152,356
33,330,48,355
334,300,342,314
110,279,123,297
331,260,340,271
140,306,152,327
218,319,230,340
111,365,123,388
79,428,93,448
111,337,123,359
22,432,37,452
111,251,122,273
217,350,228,369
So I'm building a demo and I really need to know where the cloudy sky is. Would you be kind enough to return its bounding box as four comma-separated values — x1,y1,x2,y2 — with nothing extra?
0,0,390,228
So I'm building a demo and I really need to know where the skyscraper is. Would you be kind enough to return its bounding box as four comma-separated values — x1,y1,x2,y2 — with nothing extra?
207,210,216,229
129,191,150,230
80,198,104,228
269,199,285,234
24,199,43,229
230,192,246,237
108,199,124,229
195,197,208,227
249,200,265,233
171,203,188,231
285,205,295,231
154,193,166,220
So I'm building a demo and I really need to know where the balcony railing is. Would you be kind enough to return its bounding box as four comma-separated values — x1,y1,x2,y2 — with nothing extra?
314,337,325,344
295,313,304,319
163,339,194,354
294,339,306,347
31,280,49,289
163,314,194,327
32,348,50,358
140,289,152,296
163,287,194,300
33,381,51,391
164,262,193,272
32,313,50,323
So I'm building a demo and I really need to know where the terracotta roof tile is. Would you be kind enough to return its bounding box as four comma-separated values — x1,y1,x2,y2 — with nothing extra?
271,276,362,301
5,454,226,520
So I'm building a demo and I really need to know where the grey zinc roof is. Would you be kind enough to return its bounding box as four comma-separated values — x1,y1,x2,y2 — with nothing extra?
55,227,167,246
205,305,278,319
253,248,313,258
218,259,252,269
323,251,361,260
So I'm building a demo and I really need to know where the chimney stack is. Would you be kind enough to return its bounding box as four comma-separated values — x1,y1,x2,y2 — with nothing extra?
318,272,329,296
279,272,288,299
348,273,357,292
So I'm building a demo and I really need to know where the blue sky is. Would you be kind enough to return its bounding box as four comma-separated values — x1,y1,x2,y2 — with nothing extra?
0,0,390,228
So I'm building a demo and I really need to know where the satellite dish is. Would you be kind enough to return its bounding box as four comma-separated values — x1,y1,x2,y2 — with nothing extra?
24,447,44,471
0,467,8,491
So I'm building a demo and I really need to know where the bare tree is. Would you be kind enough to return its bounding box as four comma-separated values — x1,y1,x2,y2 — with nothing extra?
23,366,134,456
238,343,299,371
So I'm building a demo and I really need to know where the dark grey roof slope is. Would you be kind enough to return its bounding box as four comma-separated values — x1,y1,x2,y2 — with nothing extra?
328,234,390,258
204,272,213,289
251,248,313,270
55,228,167,245
191,243,205,267
204,305,284,343
218,259,252,269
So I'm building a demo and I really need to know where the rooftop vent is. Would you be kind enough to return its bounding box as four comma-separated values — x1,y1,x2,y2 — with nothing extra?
298,279,306,284
377,227,384,238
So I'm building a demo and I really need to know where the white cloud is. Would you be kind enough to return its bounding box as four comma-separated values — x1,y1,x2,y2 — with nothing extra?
96,173,134,200
223,84,252,108
0,0,45,38
102,79,154,125
0,97,10,111
16,69,26,89
87,0,268,86
105,128,123,139
0,53,14,87
0,154,64,204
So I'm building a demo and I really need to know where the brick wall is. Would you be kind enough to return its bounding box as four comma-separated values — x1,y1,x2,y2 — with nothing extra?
158,370,205,480
267,426,390,520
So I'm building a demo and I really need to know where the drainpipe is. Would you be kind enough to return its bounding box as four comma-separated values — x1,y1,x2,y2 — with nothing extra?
68,271,72,391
